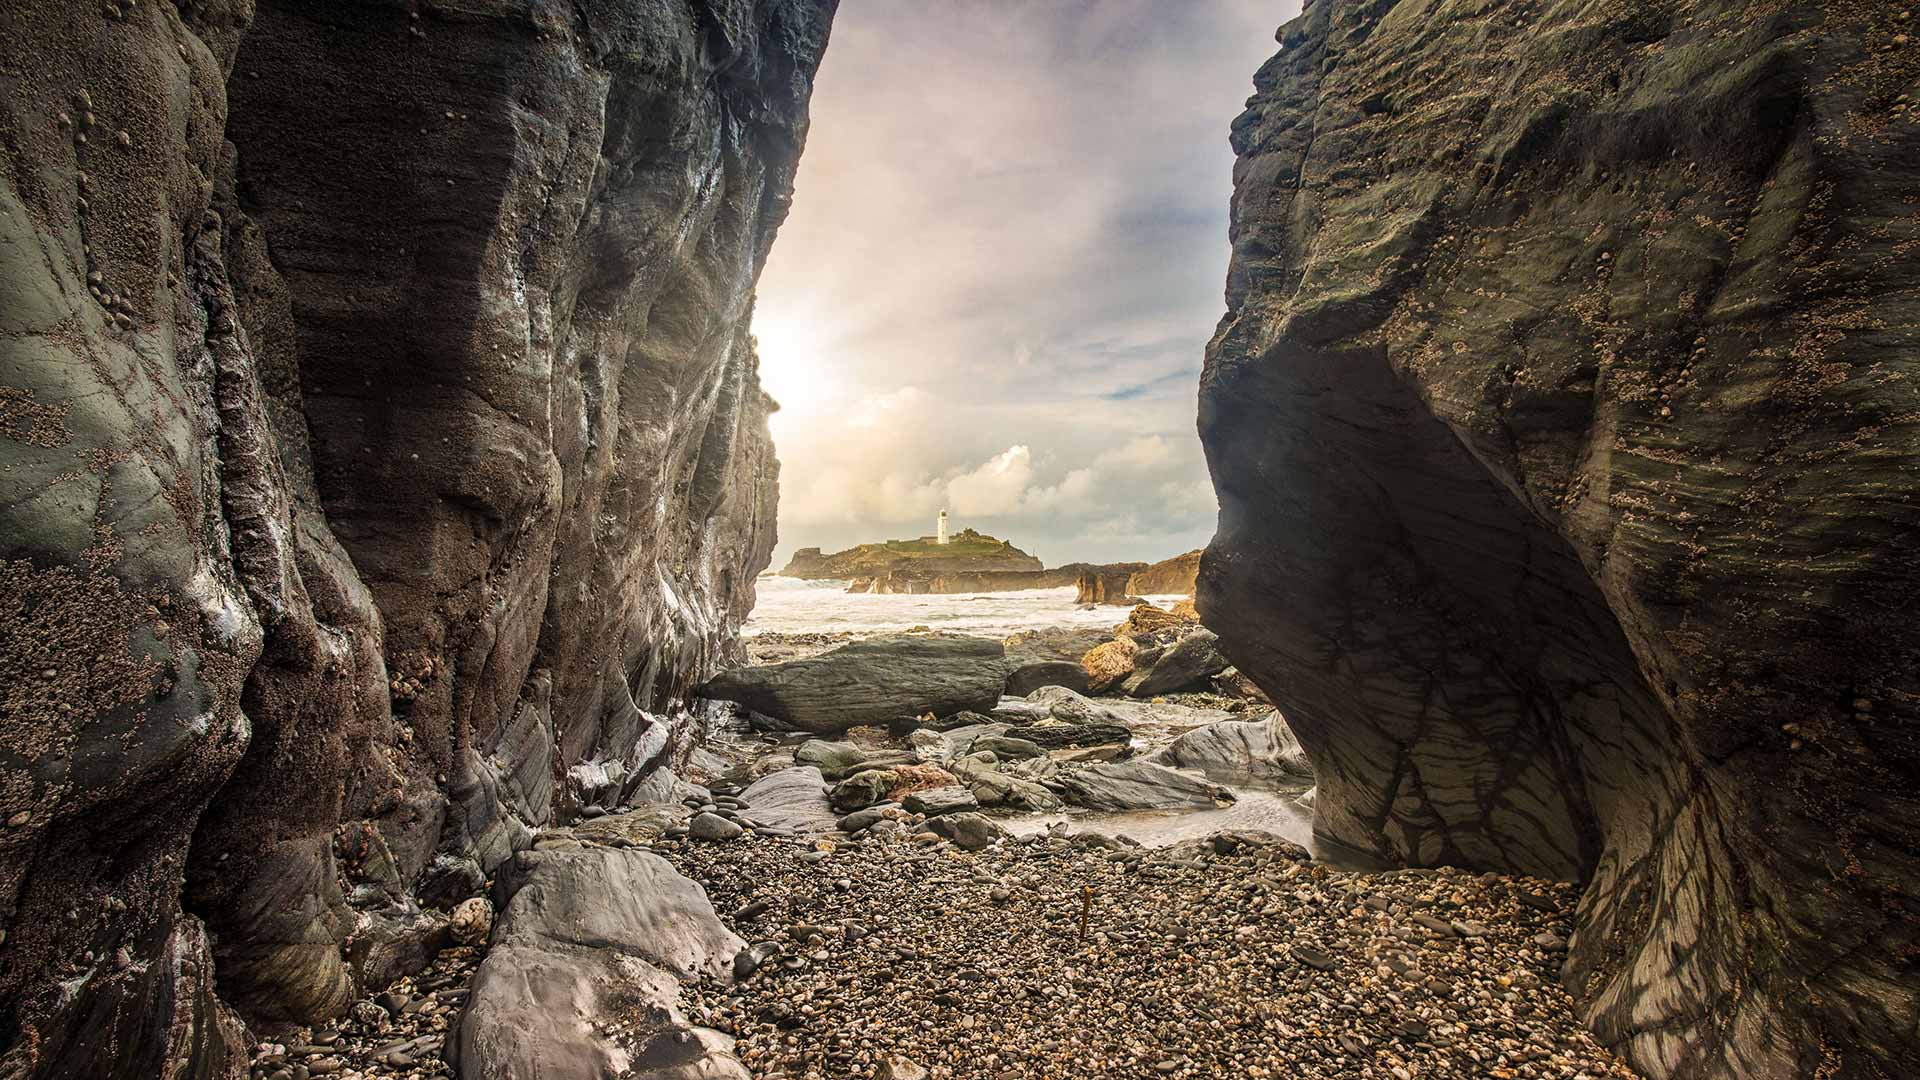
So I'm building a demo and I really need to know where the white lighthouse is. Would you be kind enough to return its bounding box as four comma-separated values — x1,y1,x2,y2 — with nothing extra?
937,509,949,545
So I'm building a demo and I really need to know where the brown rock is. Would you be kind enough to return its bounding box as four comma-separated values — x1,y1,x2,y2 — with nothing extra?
1080,638,1139,694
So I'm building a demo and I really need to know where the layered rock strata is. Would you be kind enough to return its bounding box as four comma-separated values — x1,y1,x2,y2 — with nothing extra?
1199,3,1917,1078
0,1,833,1076
1123,549,1201,597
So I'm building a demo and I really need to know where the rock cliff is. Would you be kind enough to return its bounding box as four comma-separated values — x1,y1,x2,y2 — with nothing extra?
1124,549,1201,597
1199,3,1917,1078
0,1,833,1076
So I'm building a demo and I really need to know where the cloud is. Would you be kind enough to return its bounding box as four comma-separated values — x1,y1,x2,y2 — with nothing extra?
756,1,1297,566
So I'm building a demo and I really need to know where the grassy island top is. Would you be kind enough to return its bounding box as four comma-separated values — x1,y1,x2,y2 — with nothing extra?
875,529,1014,555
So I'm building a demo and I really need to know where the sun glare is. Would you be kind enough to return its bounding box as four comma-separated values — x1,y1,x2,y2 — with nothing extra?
752,311,837,418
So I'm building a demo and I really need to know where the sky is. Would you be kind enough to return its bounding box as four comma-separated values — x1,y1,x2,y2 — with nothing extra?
755,0,1300,569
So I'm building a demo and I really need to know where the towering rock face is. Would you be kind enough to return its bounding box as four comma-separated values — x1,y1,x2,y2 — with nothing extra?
0,1,832,1076
1200,2,1916,1078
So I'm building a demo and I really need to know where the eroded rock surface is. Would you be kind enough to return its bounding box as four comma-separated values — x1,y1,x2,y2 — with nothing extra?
1200,3,1917,1078
456,846,746,1079
0,1,833,1076
699,634,1010,732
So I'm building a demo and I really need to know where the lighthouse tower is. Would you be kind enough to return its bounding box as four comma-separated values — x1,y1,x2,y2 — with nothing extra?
937,509,949,545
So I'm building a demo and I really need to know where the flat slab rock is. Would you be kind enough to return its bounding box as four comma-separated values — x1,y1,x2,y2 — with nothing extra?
699,635,1010,733
1053,760,1236,812
455,846,745,1079
737,767,840,835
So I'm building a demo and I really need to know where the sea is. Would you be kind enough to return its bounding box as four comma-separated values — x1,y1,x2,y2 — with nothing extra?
744,574,1187,638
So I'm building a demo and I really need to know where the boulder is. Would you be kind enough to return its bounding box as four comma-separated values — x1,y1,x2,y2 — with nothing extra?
1005,660,1092,697
736,768,839,835
449,898,494,947
1024,685,1124,724
836,807,894,834
699,635,1011,733
1080,638,1139,693
1150,712,1314,784
794,739,916,779
456,847,745,1078
1074,564,1145,605
967,769,1063,812
1119,628,1233,697
689,813,745,842
1054,761,1235,812
902,787,980,817
829,770,898,813
925,813,1006,851
1114,603,1188,640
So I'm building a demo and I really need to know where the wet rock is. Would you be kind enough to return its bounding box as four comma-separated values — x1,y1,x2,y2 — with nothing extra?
699,635,1011,733
1119,627,1232,697
1054,761,1235,812
966,769,1063,812
836,807,892,833
0,1,834,1071
1203,4,1919,1076
1149,712,1313,784
1209,667,1269,702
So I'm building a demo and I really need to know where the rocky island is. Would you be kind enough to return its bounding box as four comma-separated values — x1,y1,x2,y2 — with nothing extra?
781,523,1201,601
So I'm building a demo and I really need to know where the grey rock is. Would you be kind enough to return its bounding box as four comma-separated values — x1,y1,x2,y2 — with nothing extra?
907,728,955,765
972,735,1045,761
1004,661,1091,698
966,769,1063,812
836,808,891,834
457,846,745,1078
1024,685,1124,724
1054,761,1235,812
1149,712,1314,784
737,767,840,836
699,636,1011,733
1119,628,1231,697
794,739,917,780
901,787,979,817
829,770,898,814
923,813,1006,852
937,722,1014,757
689,813,745,842
0,0,833,1069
